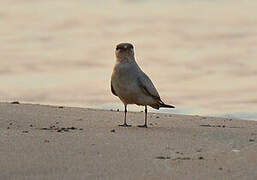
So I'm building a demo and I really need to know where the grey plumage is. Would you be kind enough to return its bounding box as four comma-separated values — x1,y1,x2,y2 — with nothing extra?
111,43,175,127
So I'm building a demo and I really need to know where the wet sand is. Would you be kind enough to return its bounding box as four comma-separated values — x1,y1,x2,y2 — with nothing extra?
0,102,257,179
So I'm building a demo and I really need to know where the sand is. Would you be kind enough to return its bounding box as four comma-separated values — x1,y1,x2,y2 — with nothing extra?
0,102,256,180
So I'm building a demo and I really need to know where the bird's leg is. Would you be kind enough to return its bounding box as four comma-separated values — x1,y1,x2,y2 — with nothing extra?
138,105,148,128
119,105,131,127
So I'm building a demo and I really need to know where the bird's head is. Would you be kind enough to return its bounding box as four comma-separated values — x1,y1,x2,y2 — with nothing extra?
115,43,135,62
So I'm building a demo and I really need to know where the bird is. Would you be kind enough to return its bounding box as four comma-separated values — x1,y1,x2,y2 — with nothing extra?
111,43,175,128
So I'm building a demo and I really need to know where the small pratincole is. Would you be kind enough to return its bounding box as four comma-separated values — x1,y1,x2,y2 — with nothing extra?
111,43,175,128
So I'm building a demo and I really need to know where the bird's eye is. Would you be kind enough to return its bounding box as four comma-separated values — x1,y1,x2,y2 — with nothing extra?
116,47,120,50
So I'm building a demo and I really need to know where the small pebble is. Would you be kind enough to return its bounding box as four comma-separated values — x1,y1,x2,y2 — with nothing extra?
219,167,223,170
110,129,116,133
232,149,240,153
156,156,170,160
44,140,50,143
249,138,255,142
116,109,119,112
30,124,33,127
58,106,64,108
172,157,191,160
11,101,20,104
22,130,29,133
7,127,10,129
198,156,204,160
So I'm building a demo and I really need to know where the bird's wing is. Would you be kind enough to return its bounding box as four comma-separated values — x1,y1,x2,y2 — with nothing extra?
111,82,118,96
137,72,161,101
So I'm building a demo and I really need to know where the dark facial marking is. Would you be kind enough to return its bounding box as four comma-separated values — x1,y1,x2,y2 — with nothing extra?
116,43,134,51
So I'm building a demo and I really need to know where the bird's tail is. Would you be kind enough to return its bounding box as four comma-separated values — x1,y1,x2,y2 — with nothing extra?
158,100,175,108
150,98,175,109
160,103,175,108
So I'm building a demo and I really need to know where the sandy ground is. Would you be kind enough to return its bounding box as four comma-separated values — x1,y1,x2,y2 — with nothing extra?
0,102,257,180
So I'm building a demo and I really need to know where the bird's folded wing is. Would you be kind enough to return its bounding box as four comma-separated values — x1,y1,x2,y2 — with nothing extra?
137,73,161,100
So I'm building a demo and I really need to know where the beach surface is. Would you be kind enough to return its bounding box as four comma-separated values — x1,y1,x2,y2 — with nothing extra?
0,102,257,180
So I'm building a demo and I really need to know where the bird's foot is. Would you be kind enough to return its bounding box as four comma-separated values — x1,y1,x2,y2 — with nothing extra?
137,124,148,128
119,123,132,127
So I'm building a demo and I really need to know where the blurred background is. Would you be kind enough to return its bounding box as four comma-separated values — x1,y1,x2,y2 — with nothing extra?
0,0,256,120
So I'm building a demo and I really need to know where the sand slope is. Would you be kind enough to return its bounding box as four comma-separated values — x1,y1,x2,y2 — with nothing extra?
0,102,256,180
